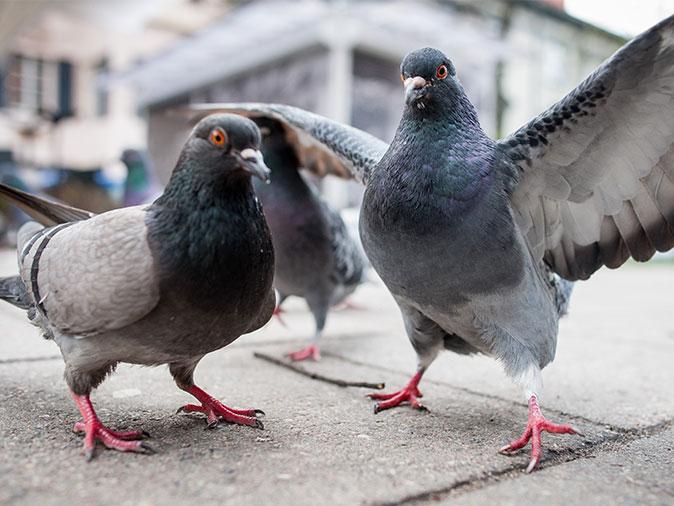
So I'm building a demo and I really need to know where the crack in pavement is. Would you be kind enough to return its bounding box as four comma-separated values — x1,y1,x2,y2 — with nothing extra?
0,355,61,364
0,332,385,365
370,419,673,506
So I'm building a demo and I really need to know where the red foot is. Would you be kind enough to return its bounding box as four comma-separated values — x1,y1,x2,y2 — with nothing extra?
367,370,427,413
335,299,366,311
499,394,583,472
71,393,152,461
286,343,321,361
273,306,287,327
178,385,264,429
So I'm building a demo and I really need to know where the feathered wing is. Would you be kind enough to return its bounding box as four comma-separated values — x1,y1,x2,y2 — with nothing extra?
19,206,160,336
498,15,674,280
172,103,389,184
0,182,95,226
322,200,366,291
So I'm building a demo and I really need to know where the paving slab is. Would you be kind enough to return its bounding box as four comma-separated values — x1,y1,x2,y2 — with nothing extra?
443,426,674,506
0,344,606,506
0,247,672,505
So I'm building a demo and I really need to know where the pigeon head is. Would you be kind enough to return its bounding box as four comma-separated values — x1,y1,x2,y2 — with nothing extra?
183,113,271,183
400,48,458,109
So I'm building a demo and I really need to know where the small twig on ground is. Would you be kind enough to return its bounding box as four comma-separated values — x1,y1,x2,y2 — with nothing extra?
253,351,385,390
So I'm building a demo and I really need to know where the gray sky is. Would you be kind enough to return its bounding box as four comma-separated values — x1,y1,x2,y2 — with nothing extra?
566,0,674,36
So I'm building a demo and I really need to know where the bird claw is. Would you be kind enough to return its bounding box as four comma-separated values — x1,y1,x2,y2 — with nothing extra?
286,344,321,361
367,370,426,414
179,388,265,430
77,421,153,460
139,442,156,455
272,306,287,327
500,395,583,472
368,386,426,413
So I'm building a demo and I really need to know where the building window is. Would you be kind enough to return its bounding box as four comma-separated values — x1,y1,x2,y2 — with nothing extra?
57,60,73,120
4,54,74,121
95,58,109,117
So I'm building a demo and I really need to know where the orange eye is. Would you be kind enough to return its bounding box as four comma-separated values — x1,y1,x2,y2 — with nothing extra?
209,127,227,147
436,64,448,80
400,73,405,83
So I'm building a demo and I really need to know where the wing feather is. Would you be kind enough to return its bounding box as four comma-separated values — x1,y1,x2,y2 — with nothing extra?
170,103,389,184
20,206,160,336
499,15,674,280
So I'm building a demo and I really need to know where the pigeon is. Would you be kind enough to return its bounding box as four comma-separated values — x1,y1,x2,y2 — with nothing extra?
253,119,367,361
179,15,674,471
120,149,162,206
0,113,275,459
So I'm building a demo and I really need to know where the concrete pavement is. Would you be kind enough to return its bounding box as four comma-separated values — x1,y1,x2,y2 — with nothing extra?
0,249,672,505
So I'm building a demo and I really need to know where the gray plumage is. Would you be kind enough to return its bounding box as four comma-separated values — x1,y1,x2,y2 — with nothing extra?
253,119,366,359
183,15,674,470
0,114,275,457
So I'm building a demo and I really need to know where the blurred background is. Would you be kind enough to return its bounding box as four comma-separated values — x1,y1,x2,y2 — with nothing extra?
0,0,673,244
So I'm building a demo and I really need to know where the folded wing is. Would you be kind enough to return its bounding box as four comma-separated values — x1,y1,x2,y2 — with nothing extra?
19,206,160,336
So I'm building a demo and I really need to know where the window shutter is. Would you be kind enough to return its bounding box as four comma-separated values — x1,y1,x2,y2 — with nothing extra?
57,60,73,118
0,65,5,108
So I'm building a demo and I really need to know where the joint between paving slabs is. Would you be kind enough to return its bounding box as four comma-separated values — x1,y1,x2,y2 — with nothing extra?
371,418,673,506
0,355,62,365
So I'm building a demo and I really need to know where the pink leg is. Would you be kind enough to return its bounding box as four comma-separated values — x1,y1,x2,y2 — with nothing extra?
71,392,152,461
499,394,583,472
286,343,321,362
335,299,367,311
272,306,287,327
177,385,264,429
367,369,427,413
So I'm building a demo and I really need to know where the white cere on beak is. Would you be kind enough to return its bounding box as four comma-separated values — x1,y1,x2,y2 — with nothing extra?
240,148,263,161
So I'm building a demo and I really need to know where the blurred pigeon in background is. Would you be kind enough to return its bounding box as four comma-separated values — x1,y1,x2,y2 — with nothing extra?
0,113,275,459
121,149,162,206
254,118,367,361
0,148,161,245
189,14,674,471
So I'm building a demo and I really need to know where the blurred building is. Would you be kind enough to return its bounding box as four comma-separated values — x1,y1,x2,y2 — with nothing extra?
0,0,230,173
0,0,627,209
125,0,625,207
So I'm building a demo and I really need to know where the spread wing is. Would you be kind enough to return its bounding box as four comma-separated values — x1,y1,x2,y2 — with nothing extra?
499,15,674,280
19,206,160,336
164,103,388,184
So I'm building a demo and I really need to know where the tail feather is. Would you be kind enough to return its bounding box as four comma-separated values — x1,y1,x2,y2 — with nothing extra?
0,183,94,227
0,275,31,310
555,277,574,316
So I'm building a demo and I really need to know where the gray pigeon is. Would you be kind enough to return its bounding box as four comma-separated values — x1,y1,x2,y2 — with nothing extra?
253,119,367,361
0,114,275,459
174,14,674,472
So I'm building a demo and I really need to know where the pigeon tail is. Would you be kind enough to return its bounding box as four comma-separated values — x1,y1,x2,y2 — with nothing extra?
0,275,31,310
0,182,94,227
554,277,574,317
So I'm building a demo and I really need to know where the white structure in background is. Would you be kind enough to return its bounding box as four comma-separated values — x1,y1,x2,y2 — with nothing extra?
0,0,627,207
124,0,625,208
0,0,226,172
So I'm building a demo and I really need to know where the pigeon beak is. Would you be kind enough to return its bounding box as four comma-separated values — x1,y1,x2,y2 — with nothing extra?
237,148,271,183
404,76,428,105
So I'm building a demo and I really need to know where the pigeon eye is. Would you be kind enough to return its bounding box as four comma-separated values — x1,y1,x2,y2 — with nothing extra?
209,128,227,147
436,64,448,80
400,73,405,83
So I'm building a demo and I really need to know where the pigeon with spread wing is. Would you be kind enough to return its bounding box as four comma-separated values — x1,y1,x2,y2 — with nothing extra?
174,15,674,472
